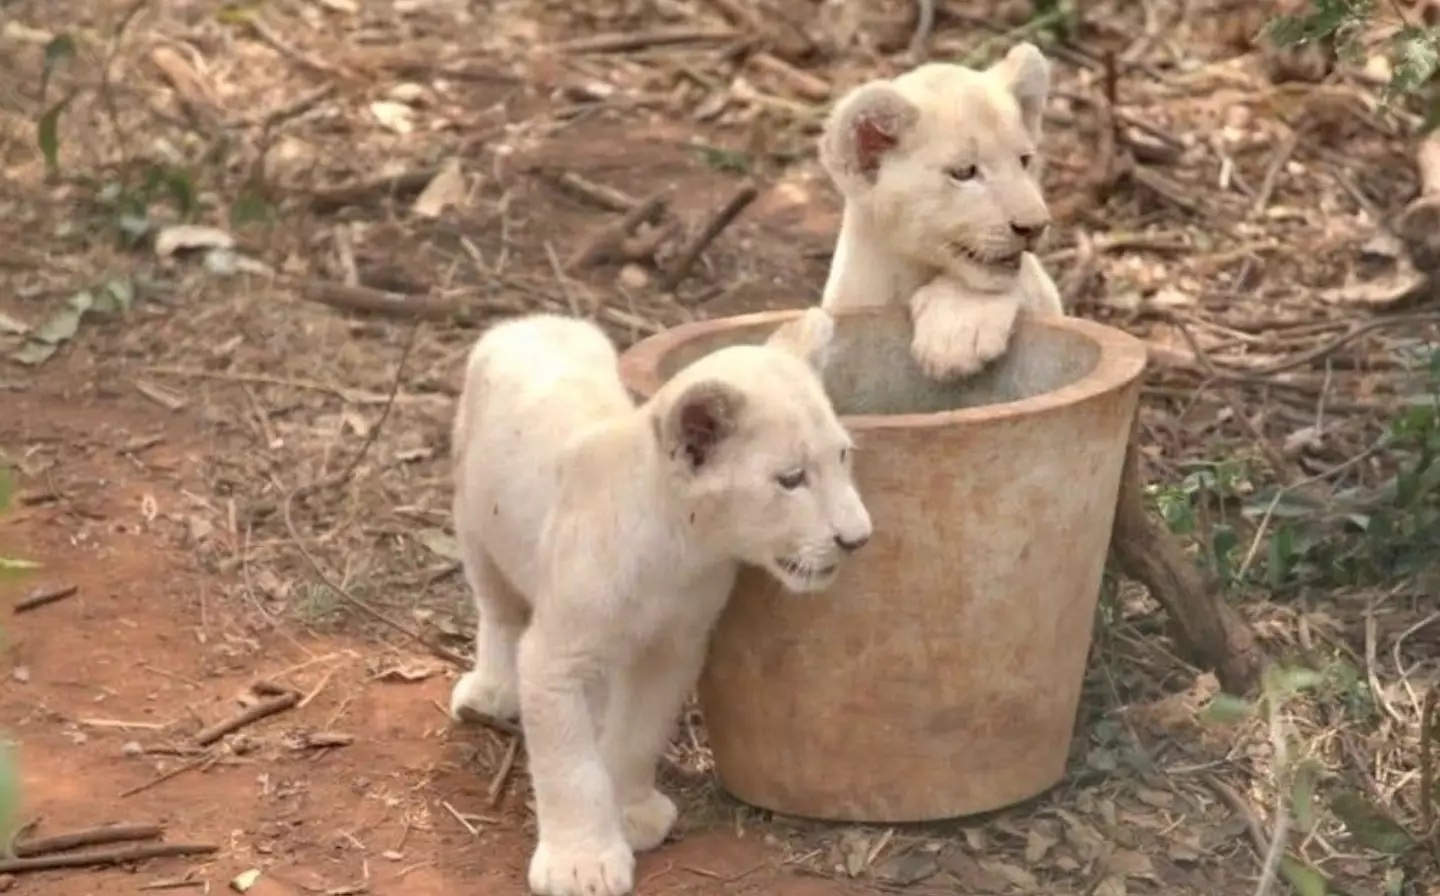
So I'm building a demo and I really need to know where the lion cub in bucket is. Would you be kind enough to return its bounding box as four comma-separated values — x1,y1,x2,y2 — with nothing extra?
818,42,1065,381
448,310,872,896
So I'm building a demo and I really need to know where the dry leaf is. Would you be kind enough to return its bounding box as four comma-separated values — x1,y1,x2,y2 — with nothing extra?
154,224,235,257
979,859,1038,891
370,100,416,134
377,663,440,683
1104,849,1157,880
411,158,468,219
1025,827,1058,864
415,528,462,562
1093,874,1128,896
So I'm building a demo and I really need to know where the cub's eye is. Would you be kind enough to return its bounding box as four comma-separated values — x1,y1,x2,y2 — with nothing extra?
946,165,978,183
1019,153,1034,169
775,470,807,491
839,447,851,464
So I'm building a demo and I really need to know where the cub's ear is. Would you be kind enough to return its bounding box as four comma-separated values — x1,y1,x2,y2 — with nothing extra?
987,41,1050,140
819,81,919,189
766,308,835,373
655,380,747,471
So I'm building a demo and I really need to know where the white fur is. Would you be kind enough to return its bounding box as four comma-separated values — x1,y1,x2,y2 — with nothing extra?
448,310,872,896
818,42,1066,381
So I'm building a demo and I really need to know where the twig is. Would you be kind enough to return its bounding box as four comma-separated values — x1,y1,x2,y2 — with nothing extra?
659,183,759,292
552,28,735,54
278,323,470,669
487,736,521,808
14,824,161,858
1422,686,1438,845
908,0,936,62
194,692,299,747
13,583,78,614
119,754,218,799
0,842,218,874
566,192,671,272
548,172,638,212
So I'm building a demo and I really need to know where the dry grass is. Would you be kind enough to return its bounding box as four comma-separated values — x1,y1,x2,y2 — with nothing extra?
2,0,1439,893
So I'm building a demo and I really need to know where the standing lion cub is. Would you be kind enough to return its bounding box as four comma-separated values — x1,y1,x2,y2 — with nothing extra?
448,310,872,896
818,42,1065,381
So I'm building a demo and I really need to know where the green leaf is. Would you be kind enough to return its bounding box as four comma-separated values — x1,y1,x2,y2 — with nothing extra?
36,91,77,178
1262,665,1327,701
229,185,273,229
0,557,42,580
1279,855,1329,896
1328,790,1415,854
39,34,76,99
0,741,18,848
1200,693,1254,725
1290,758,1322,833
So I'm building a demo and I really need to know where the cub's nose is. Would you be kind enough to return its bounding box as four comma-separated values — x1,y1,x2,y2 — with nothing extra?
1010,220,1048,244
834,532,870,554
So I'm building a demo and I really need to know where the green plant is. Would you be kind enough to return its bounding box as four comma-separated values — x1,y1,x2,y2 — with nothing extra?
0,461,25,844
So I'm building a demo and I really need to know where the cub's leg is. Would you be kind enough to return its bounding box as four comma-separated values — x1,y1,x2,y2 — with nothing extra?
908,278,1021,380
521,627,633,896
449,550,527,722
599,636,705,852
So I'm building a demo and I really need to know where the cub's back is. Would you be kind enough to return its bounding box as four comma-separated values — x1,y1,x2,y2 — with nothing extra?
452,315,636,597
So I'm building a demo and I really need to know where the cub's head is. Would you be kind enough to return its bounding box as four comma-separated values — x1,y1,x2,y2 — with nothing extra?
650,308,872,593
819,42,1052,287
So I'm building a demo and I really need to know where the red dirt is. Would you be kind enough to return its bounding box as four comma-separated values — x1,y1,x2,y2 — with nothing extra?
0,366,866,895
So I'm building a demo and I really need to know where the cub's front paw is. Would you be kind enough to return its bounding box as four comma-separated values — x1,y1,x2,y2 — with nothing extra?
527,837,635,896
449,667,520,723
909,297,1018,381
621,790,677,852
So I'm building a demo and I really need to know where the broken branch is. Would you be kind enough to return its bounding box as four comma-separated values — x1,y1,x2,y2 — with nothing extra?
13,583,78,614
194,691,299,746
14,823,162,857
659,182,760,292
566,191,671,272
0,842,218,874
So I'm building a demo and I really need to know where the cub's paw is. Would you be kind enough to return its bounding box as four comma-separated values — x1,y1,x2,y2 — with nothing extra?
449,667,520,723
909,297,1018,381
621,790,677,852
527,837,635,896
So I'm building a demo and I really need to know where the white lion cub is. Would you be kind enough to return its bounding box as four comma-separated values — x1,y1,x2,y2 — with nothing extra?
448,310,872,896
818,41,1065,381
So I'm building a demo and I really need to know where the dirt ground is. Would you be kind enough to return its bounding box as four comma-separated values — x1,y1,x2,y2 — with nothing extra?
2,0,1439,894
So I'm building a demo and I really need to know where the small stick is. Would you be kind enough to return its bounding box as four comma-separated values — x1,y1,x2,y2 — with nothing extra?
552,28,735,54
487,736,521,808
549,172,638,212
13,583,78,614
194,692,298,746
120,754,217,799
659,183,759,292
1396,129,1440,272
0,842,217,874
14,823,161,858
566,192,671,272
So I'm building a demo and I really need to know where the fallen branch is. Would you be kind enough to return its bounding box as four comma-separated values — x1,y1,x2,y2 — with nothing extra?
1396,128,1440,274
552,28,735,54
1109,431,1264,694
13,583,78,614
659,182,759,292
14,823,161,857
0,842,218,874
194,691,298,746
566,192,672,272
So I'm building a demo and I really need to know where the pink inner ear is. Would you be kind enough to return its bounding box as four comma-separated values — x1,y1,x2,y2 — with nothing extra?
679,400,719,449
853,116,897,176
